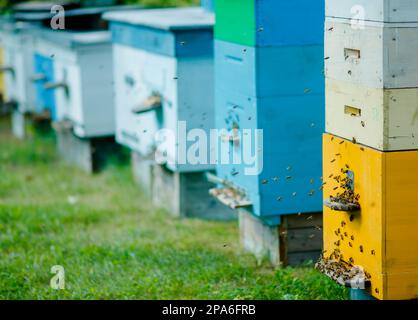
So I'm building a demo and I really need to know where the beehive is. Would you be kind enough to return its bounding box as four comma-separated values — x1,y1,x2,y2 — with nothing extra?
1,22,38,114
34,29,114,138
215,40,324,98
105,7,215,172
325,19,418,89
326,79,418,151
215,0,324,46
326,0,418,23
322,133,418,300
215,87,324,218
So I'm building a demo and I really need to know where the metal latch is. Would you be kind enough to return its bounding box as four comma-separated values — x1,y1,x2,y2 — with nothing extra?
132,93,162,115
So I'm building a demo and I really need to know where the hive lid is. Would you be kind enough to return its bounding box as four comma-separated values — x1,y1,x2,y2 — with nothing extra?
103,7,214,31
12,5,139,22
12,1,80,13
38,29,111,48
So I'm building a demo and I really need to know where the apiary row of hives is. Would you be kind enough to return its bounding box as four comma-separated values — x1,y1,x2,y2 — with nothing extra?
319,0,418,300
0,0,417,300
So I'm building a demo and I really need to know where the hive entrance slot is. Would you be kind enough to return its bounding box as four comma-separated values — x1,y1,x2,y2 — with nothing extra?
344,48,361,60
344,105,361,117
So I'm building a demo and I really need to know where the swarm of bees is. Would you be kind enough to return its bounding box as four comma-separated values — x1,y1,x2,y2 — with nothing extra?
315,252,370,287
325,169,360,211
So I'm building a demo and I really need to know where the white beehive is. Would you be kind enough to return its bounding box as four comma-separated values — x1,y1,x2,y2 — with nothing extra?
0,21,37,113
325,18,418,89
34,30,114,138
326,79,418,151
106,8,215,172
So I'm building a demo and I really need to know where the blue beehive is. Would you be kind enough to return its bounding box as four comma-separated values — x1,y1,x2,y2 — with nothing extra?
105,7,215,172
214,3,325,225
33,53,57,119
215,88,324,223
215,40,324,97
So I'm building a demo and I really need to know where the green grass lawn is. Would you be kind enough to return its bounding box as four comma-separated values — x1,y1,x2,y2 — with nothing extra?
0,117,347,300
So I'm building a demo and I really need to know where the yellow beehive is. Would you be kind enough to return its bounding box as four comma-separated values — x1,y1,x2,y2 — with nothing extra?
322,133,418,300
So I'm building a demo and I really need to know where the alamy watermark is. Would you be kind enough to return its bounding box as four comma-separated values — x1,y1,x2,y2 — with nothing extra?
140,121,264,176
50,265,65,290
50,5,65,30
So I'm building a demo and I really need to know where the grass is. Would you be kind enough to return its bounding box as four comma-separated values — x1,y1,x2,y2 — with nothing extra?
0,116,348,300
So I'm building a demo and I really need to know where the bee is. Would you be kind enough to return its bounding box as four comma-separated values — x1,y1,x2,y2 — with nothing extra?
307,215,313,220
339,140,345,144
359,245,364,253
331,159,336,163
371,250,376,255
310,178,315,184
261,179,268,185
351,235,354,241
361,121,365,127
276,196,283,202
352,137,357,144
329,174,334,178
349,242,353,247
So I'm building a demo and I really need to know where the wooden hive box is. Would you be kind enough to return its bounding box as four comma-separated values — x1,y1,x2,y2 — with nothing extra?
322,133,418,300
34,29,115,138
215,87,325,219
326,0,418,23
325,18,418,89
326,79,418,151
215,40,324,98
215,0,324,47
105,7,215,173
1,22,38,114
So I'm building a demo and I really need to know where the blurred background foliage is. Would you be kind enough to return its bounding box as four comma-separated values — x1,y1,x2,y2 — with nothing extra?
0,0,200,10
